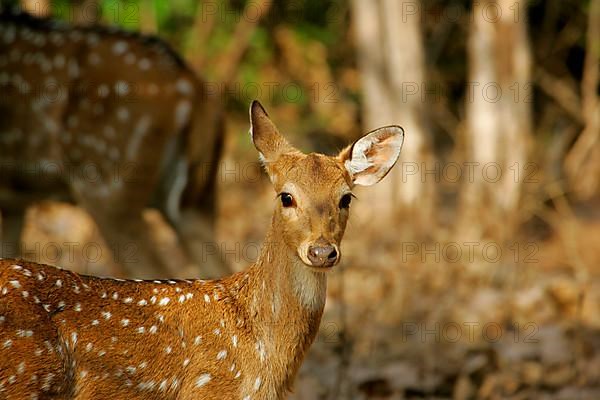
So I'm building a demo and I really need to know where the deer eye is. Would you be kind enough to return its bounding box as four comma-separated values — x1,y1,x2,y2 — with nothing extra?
339,194,352,209
280,193,295,208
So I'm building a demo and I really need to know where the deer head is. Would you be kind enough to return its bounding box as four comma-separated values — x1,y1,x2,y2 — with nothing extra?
249,100,404,270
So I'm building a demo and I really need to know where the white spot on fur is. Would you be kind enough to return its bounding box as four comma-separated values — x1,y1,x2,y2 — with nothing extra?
138,58,151,70
115,80,129,96
137,381,156,391
256,341,266,363
112,41,128,55
175,78,193,95
158,297,170,306
159,379,168,392
195,374,211,388
174,100,191,130
127,115,151,160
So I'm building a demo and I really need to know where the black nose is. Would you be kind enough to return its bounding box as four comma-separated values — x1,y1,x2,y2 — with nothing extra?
307,244,338,267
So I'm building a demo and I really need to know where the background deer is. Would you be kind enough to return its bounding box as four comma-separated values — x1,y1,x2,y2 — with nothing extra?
0,101,403,399
0,10,224,279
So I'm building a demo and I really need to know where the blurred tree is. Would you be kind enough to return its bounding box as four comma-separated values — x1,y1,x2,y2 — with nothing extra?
351,0,434,228
459,0,532,240
564,0,599,199
186,0,272,85
20,0,50,16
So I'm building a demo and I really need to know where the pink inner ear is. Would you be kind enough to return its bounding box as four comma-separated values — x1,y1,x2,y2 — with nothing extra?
367,144,396,173
347,127,403,186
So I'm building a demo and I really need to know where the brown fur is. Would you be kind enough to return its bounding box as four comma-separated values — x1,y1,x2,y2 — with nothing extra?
0,101,403,399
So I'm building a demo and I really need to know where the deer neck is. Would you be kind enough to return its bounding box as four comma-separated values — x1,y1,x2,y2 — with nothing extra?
234,219,327,391
254,224,327,310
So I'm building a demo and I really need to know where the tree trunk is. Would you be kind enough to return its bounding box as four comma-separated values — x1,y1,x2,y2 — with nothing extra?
20,0,50,17
459,0,532,240
351,0,433,229
497,0,532,213
564,0,600,199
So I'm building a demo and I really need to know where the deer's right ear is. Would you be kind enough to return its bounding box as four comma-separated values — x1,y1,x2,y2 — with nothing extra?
249,101,295,164
338,125,404,186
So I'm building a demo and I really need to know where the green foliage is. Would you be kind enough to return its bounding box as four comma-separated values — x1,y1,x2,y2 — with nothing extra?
101,0,140,29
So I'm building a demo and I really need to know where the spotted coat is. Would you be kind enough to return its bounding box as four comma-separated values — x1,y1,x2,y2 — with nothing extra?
0,11,224,278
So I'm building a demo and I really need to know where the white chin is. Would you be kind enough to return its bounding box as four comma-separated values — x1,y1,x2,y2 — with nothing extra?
297,253,314,267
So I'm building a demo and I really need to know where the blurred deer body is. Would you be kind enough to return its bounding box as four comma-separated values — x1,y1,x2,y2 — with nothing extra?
0,101,404,399
0,11,223,278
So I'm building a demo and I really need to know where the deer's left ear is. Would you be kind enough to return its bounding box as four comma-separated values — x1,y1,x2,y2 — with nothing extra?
338,126,404,186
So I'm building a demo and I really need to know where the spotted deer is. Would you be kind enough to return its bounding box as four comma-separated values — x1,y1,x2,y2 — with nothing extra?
0,101,404,399
0,10,224,279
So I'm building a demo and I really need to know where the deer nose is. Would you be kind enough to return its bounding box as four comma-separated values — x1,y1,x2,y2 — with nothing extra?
307,244,338,267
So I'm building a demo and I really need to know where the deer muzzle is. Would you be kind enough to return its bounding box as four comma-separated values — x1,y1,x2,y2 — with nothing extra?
307,242,339,268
